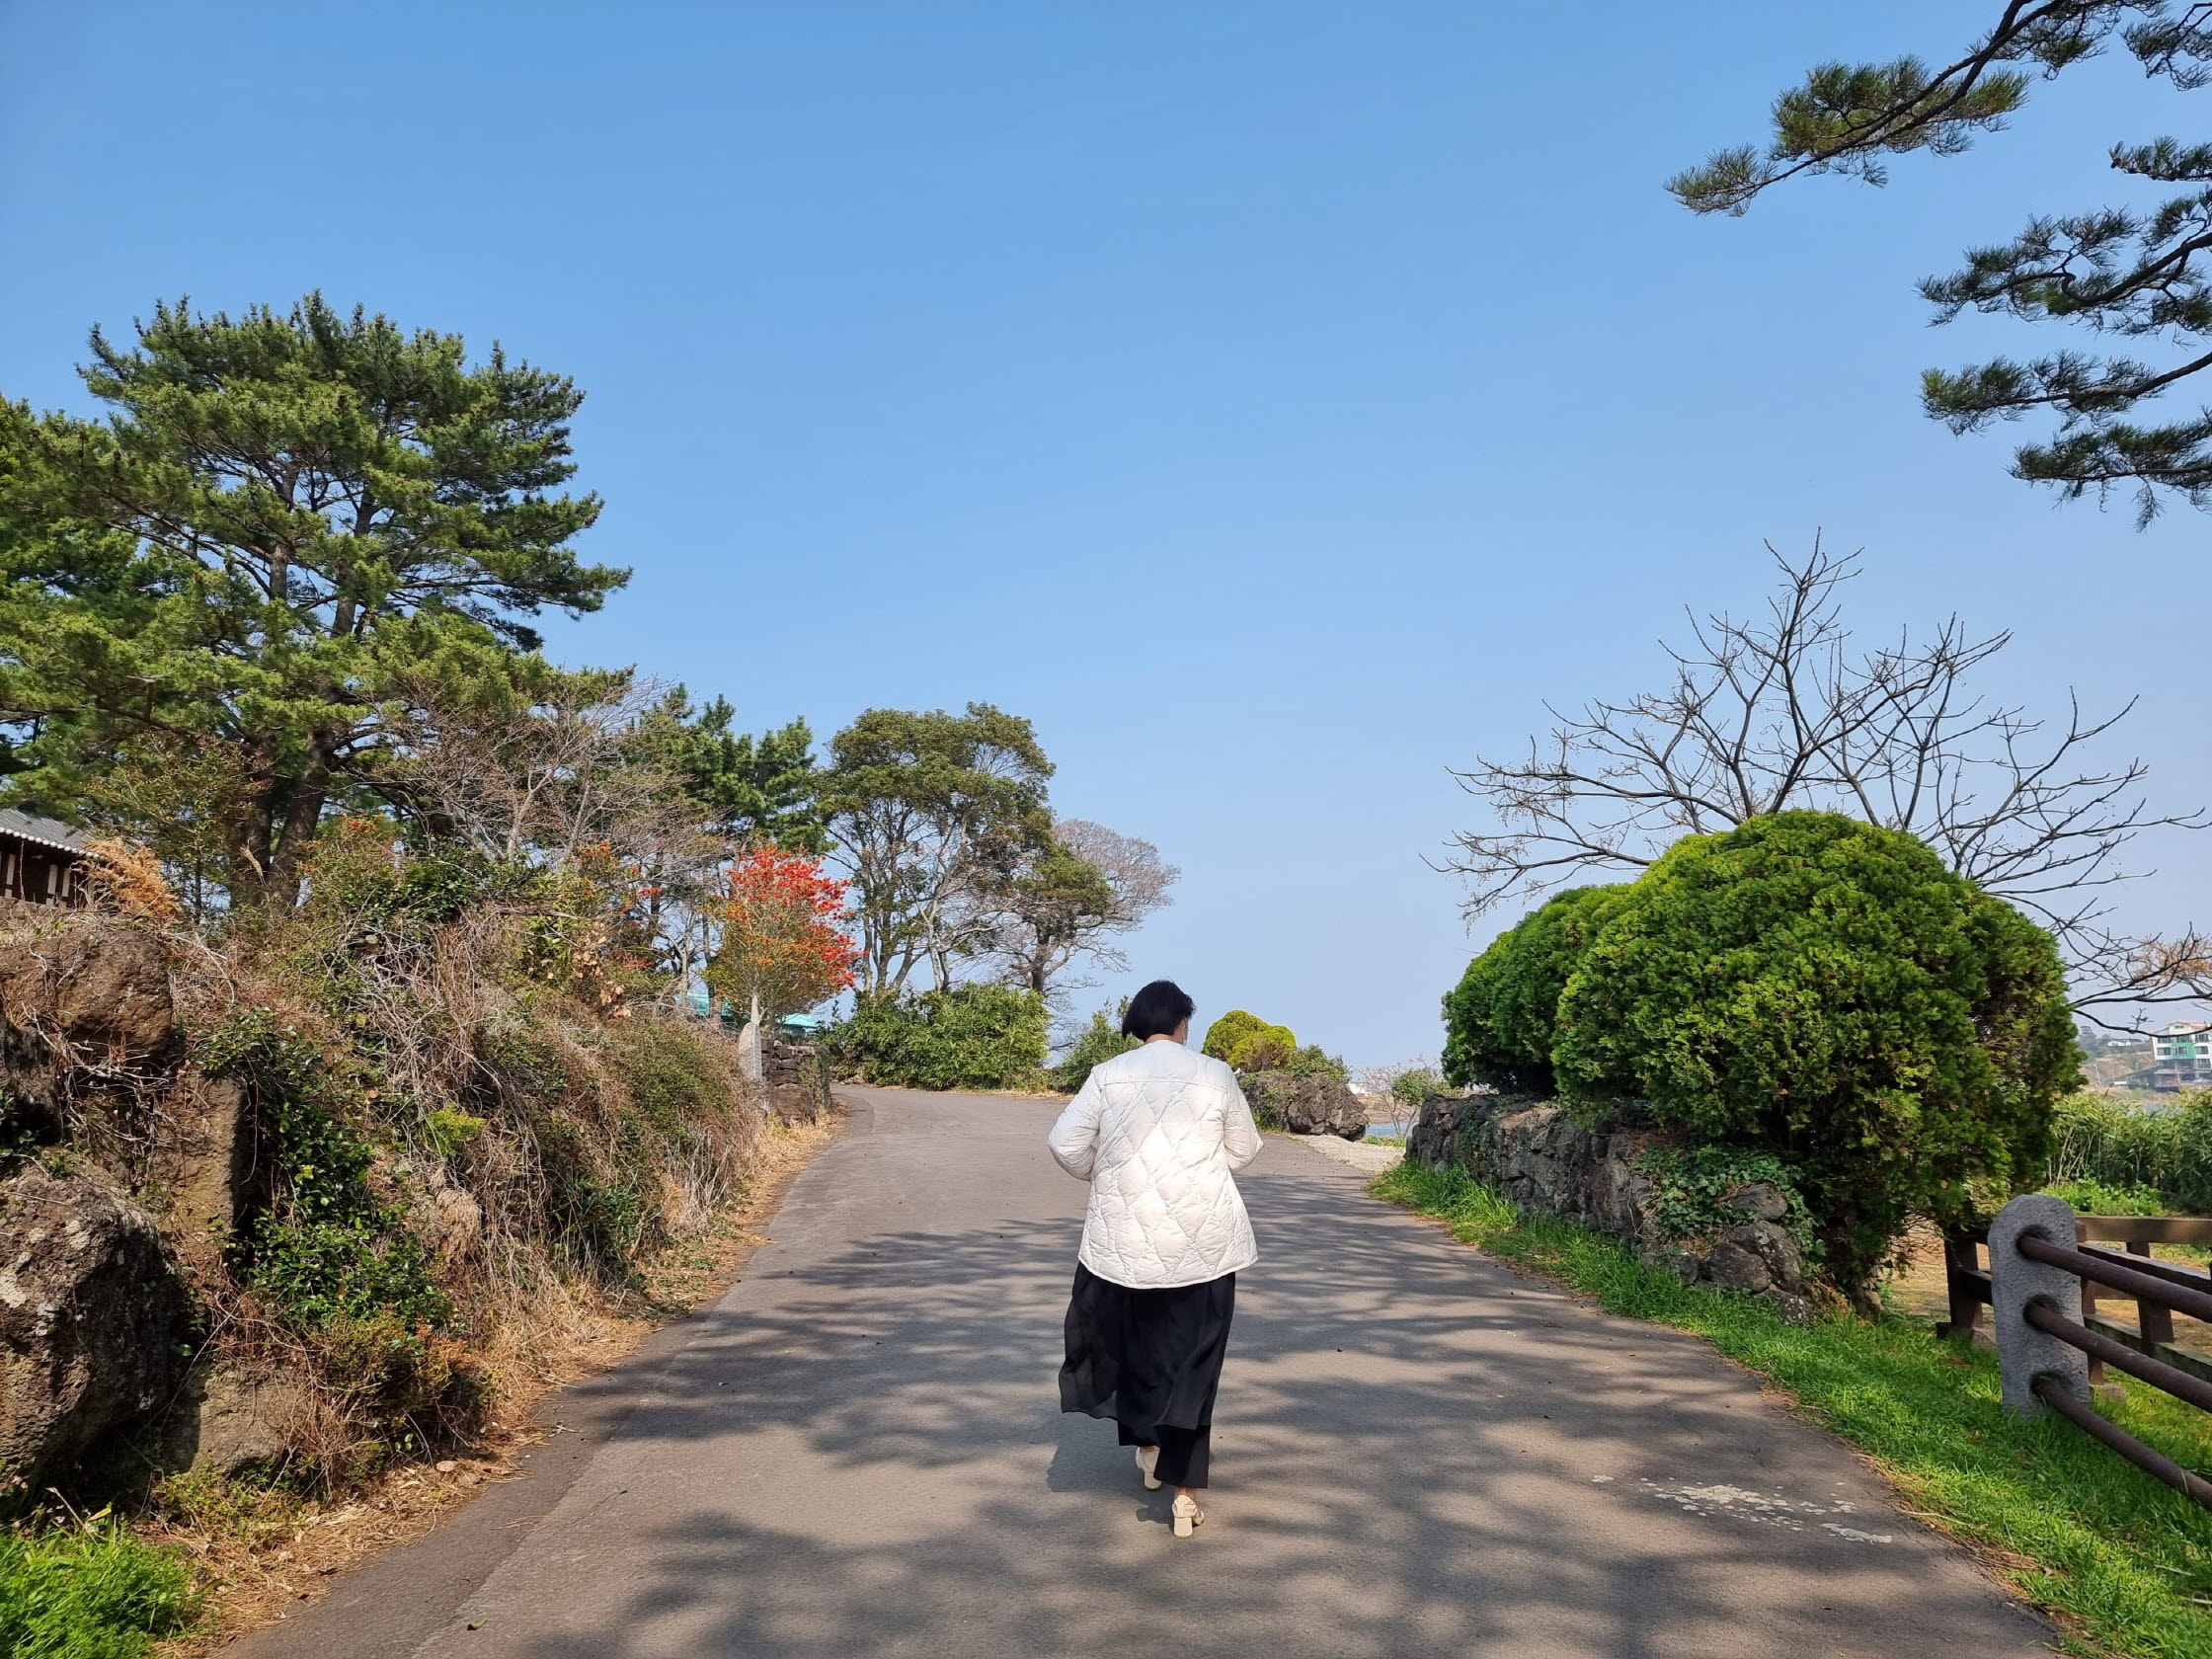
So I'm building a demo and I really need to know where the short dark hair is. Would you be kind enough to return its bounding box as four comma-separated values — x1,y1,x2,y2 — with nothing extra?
1121,980,1196,1041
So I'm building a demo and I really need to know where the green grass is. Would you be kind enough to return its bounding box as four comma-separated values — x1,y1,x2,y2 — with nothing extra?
0,1520,197,1658
1373,1159,2212,1659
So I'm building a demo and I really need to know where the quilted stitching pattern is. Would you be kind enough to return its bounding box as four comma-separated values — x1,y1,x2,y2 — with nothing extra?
1046,1042,1261,1288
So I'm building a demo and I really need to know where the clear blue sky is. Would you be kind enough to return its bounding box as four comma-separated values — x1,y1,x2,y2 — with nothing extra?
3,2,2204,1065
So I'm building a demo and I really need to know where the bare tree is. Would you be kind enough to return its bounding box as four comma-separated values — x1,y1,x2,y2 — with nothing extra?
1352,1057,1439,1136
385,669,689,867
382,669,727,996
1061,820,1179,928
1445,540,2208,1024
988,820,1179,1001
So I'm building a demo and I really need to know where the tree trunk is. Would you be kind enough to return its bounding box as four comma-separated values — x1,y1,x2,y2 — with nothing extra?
745,987,764,1082
262,738,335,909
225,757,281,910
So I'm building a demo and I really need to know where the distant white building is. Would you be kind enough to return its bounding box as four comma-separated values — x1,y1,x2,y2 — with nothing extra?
2148,1021,2212,1091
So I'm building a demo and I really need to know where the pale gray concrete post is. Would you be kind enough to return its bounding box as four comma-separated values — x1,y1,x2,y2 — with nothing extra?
1988,1193,2090,1419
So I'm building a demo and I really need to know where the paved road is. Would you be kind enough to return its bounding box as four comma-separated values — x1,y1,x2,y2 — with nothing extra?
233,1087,2053,1659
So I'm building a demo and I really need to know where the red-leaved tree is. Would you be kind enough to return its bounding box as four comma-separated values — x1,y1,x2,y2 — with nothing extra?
706,848,860,1065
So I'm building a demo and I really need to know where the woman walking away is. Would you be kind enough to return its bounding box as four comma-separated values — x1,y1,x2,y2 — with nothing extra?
1047,980,1261,1539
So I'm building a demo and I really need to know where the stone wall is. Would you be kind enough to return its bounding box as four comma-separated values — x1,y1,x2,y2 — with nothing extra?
1407,1092,1817,1323
762,1039,831,1124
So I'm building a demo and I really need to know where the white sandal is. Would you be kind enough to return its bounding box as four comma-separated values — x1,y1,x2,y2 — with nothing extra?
1135,1445,1161,1490
1171,1493,1205,1538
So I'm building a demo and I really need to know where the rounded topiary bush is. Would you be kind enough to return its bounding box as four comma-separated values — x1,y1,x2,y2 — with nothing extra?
1202,1009,1298,1071
1201,1009,1265,1064
1442,885,1628,1094
1552,811,2078,1292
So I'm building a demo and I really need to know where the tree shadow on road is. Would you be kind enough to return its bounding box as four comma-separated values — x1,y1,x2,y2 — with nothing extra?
473,1162,2048,1659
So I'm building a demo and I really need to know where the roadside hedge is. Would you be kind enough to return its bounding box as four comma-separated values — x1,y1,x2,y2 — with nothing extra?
829,984,1049,1090
1055,1008,1138,1092
1442,884,1626,1094
1557,813,2078,1289
1436,812,2079,1295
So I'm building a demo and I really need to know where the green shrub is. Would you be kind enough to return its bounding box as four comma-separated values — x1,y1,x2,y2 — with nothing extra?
0,1523,196,1658
1280,1043,1349,1082
533,1113,661,1275
1554,812,2079,1290
201,1012,375,1225
829,984,1049,1090
1442,886,1628,1093
423,1106,486,1159
249,1219,452,1331
604,1018,733,1147
2044,1176,2168,1218
1201,1010,1266,1064
1055,1009,1137,1092
206,1010,459,1334
1200,1009,1299,1071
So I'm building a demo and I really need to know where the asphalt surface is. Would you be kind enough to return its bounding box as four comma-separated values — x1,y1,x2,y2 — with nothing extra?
230,1086,2054,1659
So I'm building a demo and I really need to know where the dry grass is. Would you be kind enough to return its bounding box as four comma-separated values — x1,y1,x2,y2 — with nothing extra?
1883,1223,2212,1365
82,836,188,927
144,1107,844,1656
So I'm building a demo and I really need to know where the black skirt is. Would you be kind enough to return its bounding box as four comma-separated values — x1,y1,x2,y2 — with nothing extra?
1059,1262,1236,1489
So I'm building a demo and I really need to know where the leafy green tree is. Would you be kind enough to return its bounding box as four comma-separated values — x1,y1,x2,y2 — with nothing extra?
989,838,1116,996
1672,4,2212,518
819,703,1053,993
1442,886,1629,1095
0,294,620,908
655,690,825,853
1553,812,2079,1294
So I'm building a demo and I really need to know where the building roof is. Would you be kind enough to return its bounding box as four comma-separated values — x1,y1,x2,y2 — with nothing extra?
0,809,92,855
2156,1021,2211,1037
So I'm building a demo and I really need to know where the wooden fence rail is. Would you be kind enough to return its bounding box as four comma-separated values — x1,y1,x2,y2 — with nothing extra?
1941,1214,2212,1389
1958,1197,2212,1510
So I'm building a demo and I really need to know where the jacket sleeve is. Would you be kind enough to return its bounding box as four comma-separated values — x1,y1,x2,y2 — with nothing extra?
1047,1072,1104,1180
1222,1071,1262,1173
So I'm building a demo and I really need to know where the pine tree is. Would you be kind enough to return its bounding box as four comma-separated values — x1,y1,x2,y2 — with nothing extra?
655,691,825,853
1672,4,2212,519
0,294,621,907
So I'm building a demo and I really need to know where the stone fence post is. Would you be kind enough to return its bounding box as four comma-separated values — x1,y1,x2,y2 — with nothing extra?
1987,1192,2091,1419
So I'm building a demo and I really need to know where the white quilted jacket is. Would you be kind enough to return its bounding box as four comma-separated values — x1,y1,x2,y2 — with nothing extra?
1046,1039,1261,1289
